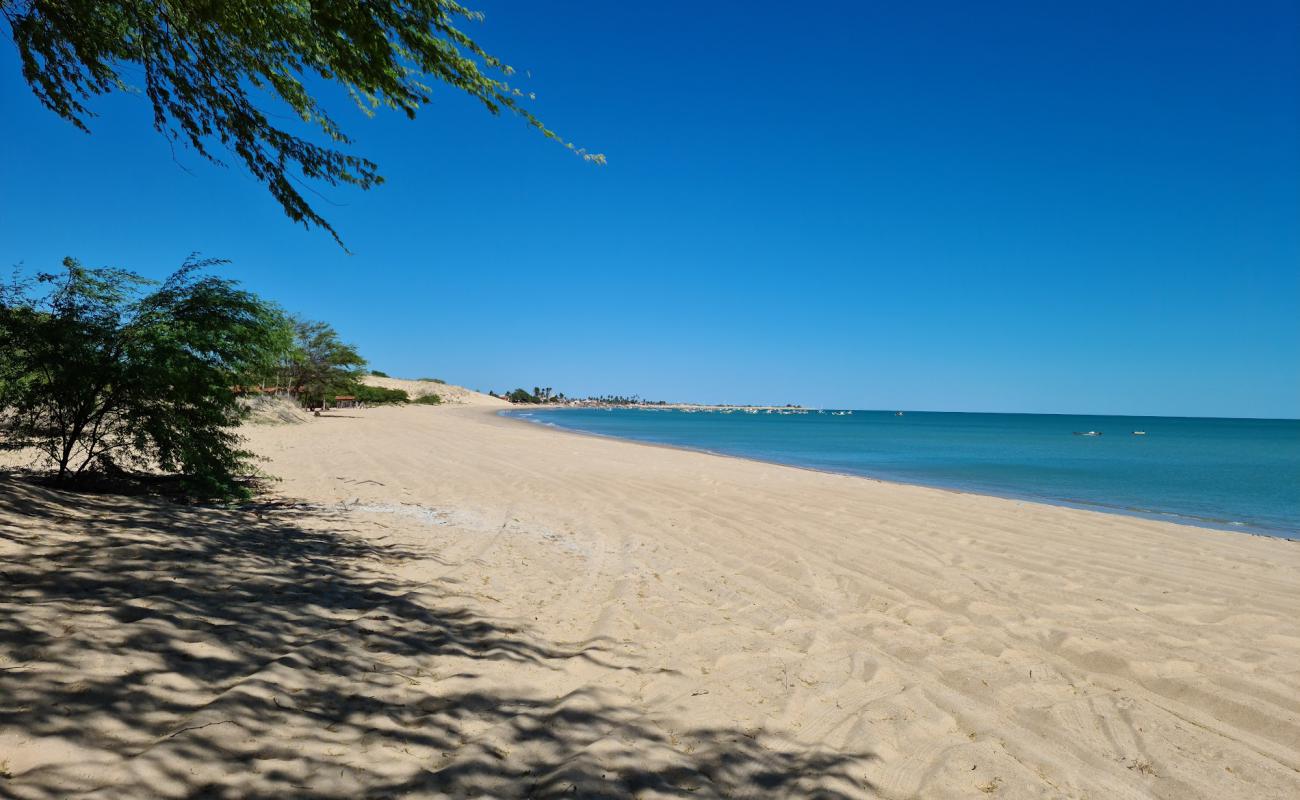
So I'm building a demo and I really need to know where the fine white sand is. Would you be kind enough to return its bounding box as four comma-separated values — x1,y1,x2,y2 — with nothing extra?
1,402,1296,798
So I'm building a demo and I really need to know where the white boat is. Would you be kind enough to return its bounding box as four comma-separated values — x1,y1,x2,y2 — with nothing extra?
1132,431,1147,436
1073,430,1102,437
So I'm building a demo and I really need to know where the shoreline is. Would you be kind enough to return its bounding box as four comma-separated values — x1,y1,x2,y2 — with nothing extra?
501,407,1300,542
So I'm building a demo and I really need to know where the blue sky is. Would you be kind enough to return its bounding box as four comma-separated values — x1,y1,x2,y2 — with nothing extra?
2,1,1297,417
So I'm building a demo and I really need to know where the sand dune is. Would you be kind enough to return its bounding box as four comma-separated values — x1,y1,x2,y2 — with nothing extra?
1,403,1297,798
361,375,507,406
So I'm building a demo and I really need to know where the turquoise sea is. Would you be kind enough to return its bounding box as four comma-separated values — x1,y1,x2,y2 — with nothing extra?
507,408,1300,539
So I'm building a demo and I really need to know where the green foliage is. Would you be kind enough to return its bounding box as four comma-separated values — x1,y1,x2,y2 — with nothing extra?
504,386,567,404
6,0,603,245
412,393,443,405
0,256,279,498
352,384,408,405
285,319,366,409
369,370,390,377
233,304,296,389
505,388,541,404
417,377,446,383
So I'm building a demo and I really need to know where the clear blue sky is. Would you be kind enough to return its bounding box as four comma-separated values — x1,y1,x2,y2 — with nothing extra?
2,1,1297,417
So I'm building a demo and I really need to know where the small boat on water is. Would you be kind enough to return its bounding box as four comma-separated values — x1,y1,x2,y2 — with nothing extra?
1132,431,1147,436
895,411,904,416
1073,431,1102,437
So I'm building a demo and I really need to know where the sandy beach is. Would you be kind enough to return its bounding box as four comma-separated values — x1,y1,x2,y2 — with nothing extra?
2,397,1298,798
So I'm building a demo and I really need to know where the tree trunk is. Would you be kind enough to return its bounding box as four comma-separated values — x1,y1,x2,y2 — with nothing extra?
56,437,73,481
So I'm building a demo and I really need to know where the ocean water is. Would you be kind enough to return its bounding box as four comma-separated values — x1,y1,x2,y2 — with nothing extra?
506,408,1300,538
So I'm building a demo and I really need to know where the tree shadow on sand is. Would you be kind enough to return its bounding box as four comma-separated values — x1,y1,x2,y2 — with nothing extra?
0,476,875,798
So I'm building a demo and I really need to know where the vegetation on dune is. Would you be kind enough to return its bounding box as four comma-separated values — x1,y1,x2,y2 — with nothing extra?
413,393,443,405
370,370,390,378
4,0,602,246
0,256,281,498
417,377,447,384
353,384,409,405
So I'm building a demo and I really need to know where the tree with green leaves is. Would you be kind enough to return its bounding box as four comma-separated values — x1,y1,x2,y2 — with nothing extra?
236,304,297,391
286,318,366,410
3,0,603,245
0,256,281,497
506,388,540,404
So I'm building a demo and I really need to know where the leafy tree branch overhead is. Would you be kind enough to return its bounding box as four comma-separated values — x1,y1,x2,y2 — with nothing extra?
2,0,604,246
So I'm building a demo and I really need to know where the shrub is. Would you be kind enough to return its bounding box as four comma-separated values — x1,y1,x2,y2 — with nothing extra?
506,388,541,404
353,384,408,405
412,393,442,405
370,369,389,377
0,257,279,498
417,377,446,384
